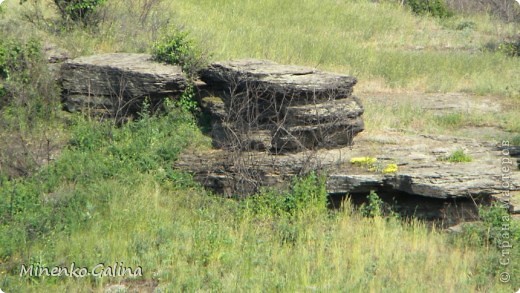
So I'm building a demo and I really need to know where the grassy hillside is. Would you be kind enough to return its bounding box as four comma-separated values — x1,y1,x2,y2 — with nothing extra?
1,111,518,292
166,0,520,95
1,0,520,291
4,0,520,95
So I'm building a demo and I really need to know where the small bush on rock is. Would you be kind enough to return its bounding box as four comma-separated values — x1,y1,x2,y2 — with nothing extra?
439,149,473,163
152,30,207,79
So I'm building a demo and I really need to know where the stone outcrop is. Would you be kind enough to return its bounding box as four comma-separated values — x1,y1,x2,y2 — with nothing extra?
176,131,520,213
60,53,188,118
199,59,364,153
56,53,519,217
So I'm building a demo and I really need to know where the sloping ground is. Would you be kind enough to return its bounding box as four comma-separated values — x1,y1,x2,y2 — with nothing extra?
361,91,503,113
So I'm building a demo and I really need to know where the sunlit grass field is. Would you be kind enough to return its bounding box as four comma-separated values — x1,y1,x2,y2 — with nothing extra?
1,0,520,291
4,0,520,95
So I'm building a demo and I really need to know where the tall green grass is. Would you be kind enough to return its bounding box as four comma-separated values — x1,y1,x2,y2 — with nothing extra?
0,107,517,291
7,0,520,95
1,1,520,291
157,0,519,95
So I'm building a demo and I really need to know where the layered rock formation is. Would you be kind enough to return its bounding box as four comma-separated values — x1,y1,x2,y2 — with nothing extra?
199,59,364,153
56,53,519,215
60,53,188,118
176,132,520,214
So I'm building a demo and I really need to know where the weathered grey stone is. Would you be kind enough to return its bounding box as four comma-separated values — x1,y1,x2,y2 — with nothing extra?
175,132,520,213
44,42,70,64
271,117,365,152
61,53,188,116
199,59,364,153
285,97,364,126
200,59,357,105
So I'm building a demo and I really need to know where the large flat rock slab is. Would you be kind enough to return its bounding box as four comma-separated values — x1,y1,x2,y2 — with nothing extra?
176,131,520,213
200,59,358,102
61,53,188,116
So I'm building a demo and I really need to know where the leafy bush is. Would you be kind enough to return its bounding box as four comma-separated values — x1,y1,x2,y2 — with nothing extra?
0,36,60,179
0,103,204,260
360,190,384,217
152,30,207,79
244,172,328,218
498,37,520,57
20,0,105,26
175,85,199,115
55,0,105,22
0,38,44,108
406,0,453,18
439,149,473,163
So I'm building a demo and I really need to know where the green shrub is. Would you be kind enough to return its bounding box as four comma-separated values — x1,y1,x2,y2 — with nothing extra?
152,30,207,79
406,0,453,18
0,38,42,93
360,190,384,217
0,103,204,261
56,0,105,22
244,172,328,218
497,38,520,57
439,149,473,163
0,36,57,115
0,35,61,179
20,0,105,26
175,85,199,115
455,21,475,30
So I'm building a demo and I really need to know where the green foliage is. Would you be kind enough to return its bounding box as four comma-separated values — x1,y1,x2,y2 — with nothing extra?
2,1,520,291
0,36,57,117
152,30,207,79
0,37,42,87
360,190,384,217
59,0,105,21
439,149,473,163
498,38,520,57
0,105,205,261
175,85,199,115
0,34,61,179
20,0,105,26
510,134,520,146
456,202,520,288
244,172,328,219
456,21,476,30
405,0,453,18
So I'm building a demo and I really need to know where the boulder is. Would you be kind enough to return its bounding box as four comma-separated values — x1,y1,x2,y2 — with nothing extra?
61,53,188,118
200,59,357,102
199,59,364,153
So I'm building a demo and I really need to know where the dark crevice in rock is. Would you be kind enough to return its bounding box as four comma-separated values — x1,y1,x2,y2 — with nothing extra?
329,189,489,227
